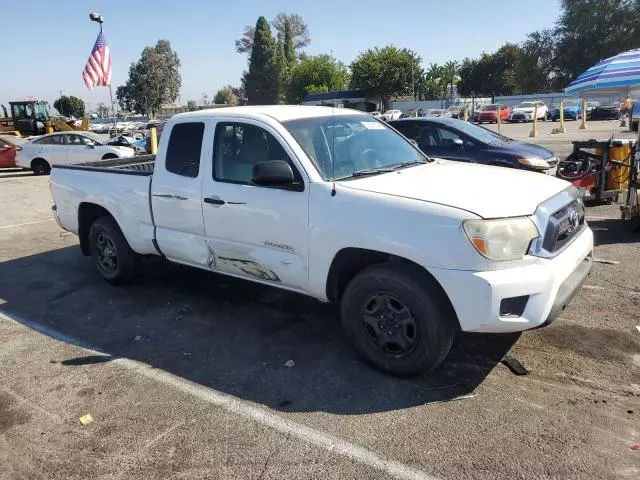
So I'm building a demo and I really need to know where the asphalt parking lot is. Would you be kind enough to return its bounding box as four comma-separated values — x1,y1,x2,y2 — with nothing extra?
1,127,639,479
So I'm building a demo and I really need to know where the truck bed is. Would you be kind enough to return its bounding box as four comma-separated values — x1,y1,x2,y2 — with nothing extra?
54,155,156,175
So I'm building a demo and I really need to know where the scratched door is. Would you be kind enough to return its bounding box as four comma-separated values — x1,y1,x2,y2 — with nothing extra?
201,119,310,291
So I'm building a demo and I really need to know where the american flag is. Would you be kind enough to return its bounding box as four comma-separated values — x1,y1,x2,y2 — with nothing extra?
82,31,111,90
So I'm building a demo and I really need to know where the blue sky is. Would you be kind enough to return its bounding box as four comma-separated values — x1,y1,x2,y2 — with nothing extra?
0,0,561,112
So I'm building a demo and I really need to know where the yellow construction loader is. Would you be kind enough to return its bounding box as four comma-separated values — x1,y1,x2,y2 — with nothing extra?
0,100,88,137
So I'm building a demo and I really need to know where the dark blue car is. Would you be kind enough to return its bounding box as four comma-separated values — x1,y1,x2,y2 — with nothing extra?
389,117,558,172
551,99,582,121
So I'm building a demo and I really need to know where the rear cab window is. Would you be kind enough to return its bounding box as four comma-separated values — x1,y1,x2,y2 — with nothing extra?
165,122,205,178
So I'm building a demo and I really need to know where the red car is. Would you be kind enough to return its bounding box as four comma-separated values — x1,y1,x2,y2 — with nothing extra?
477,104,510,124
0,134,24,168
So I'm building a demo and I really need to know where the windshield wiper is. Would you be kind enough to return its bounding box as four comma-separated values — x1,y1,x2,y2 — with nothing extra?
349,167,396,178
392,159,428,169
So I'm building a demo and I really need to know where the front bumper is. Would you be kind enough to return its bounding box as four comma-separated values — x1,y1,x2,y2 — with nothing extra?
430,227,593,333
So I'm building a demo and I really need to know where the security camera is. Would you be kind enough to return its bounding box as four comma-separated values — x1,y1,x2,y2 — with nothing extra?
89,12,104,23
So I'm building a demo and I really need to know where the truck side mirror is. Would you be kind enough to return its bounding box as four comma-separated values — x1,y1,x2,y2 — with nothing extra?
252,160,294,187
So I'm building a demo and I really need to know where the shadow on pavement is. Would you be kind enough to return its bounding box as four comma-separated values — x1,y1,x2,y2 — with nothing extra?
589,217,639,246
0,245,518,414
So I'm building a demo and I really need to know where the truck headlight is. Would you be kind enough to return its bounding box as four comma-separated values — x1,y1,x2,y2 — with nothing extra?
463,217,539,261
517,157,550,169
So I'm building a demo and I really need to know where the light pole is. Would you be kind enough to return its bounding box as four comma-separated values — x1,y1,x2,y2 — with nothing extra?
89,12,117,134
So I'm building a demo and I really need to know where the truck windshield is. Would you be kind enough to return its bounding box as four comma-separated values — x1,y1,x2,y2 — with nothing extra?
283,114,428,180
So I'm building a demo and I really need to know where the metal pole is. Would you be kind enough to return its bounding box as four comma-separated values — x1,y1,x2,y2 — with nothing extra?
100,23,118,137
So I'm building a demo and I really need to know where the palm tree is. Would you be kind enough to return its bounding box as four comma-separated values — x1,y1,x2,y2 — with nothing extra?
423,63,445,100
443,61,460,99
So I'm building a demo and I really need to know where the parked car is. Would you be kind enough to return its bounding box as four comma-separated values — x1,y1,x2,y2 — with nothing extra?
0,134,25,168
477,104,510,123
50,106,591,377
16,131,135,175
389,117,559,173
370,111,382,119
509,101,548,122
585,101,600,119
631,101,639,132
425,109,446,117
551,100,582,121
381,109,402,121
589,104,620,120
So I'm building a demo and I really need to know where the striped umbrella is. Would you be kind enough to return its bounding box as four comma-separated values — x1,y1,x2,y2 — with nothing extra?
565,48,640,95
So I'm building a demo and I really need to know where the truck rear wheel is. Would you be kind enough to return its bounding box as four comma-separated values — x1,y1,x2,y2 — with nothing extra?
89,216,136,285
341,262,456,377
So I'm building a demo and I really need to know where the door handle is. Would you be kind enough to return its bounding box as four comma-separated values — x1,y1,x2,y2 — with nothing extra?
204,197,225,205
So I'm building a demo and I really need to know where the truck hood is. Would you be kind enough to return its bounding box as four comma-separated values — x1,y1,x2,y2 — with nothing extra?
338,160,570,218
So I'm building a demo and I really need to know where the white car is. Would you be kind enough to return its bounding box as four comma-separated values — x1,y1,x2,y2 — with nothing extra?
370,111,382,119
50,106,592,376
509,101,548,122
16,131,135,175
381,109,402,121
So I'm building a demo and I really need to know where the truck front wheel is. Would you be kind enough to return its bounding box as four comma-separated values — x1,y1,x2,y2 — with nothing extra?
341,262,456,377
88,216,136,285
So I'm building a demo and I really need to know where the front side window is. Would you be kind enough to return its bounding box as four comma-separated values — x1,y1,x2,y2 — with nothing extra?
283,114,427,181
34,135,65,145
213,122,302,188
165,122,204,178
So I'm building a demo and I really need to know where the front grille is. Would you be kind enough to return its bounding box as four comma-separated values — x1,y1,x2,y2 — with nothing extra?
542,199,585,252
512,114,525,120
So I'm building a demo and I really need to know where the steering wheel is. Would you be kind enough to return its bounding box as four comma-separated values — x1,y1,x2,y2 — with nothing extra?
353,148,379,167
557,151,594,180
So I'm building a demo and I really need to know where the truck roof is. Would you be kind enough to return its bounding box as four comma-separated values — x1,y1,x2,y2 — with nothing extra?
172,105,365,123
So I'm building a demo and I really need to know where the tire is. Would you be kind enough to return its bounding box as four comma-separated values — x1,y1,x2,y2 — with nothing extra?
88,216,137,285
340,262,457,377
31,158,50,176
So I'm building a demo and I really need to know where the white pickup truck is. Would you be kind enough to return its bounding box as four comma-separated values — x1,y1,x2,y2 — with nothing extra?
50,106,593,376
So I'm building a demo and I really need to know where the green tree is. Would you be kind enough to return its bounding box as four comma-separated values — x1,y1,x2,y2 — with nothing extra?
53,95,85,117
214,86,238,105
187,100,198,111
115,39,181,118
287,54,350,103
243,17,279,105
517,29,559,93
553,0,640,86
275,33,289,103
457,44,523,96
350,46,422,110
236,13,310,57
283,19,297,70
442,61,460,99
421,63,446,100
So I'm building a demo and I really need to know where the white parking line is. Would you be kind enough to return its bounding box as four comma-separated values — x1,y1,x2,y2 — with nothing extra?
0,311,438,480
0,219,54,229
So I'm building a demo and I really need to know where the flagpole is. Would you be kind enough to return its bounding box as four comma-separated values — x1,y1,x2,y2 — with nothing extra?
100,23,118,137
89,13,117,137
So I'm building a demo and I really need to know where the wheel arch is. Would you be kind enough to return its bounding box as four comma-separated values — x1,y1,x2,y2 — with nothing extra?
325,247,458,325
78,202,116,256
